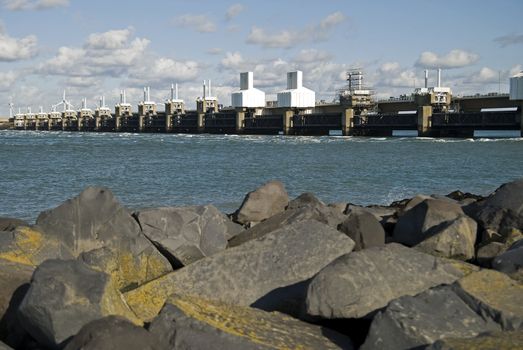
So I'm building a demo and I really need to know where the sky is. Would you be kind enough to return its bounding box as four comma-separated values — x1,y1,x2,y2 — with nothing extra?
0,0,522,115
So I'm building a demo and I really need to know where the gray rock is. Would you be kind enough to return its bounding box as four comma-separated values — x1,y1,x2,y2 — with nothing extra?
492,239,523,281
360,285,501,350
0,217,28,231
18,259,141,349
233,181,289,225
287,192,325,210
338,211,385,251
393,198,465,246
35,187,172,290
64,316,161,350
306,243,476,319
134,205,237,266
148,293,353,350
424,330,523,350
229,205,347,247
453,269,523,331
124,220,355,321
476,241,506,267
402,194,433,213
327,202,348,213
0,340,12,350
415,215,477,260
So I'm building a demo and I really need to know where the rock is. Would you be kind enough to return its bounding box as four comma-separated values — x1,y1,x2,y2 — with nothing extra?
0,226,72,267
229,205,346,247
471,178,523,243
0,340,12,350
360,285,501,350
134,205,235,266
35,187,172,290
415,215,477,260
492,239,523,281
148,293,353,350
18,259,141,349
0,217,28,231
402,194,433,212
233,181,289,225
476,241,506,267
287,192,325,210
327,202,348,213
392,198,465,246
424,330,523,350
454,269,523,330
0,260,33,348
124,220,355,321
338,211,385,251
64,316,160,350
306,243,477,319
446,190,484,202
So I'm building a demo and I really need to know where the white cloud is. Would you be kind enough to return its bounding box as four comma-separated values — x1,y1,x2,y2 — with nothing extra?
206,47,223,55
173,14,217,33
0,70,18,91
0,25,38,61
466,67,498,83
128,57,200,85
2,0,68,10
294,49,332,63
225,3,244,20
379,62,401,73
246,11,346,49
415,49,479,69
86,28,132,50
220,52,244,69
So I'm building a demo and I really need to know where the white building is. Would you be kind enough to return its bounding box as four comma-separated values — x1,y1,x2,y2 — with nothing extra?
231,72,266,108
510,71,523,100
277,71,315,108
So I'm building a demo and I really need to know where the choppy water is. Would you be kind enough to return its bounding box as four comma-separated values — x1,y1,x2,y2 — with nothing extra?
1,130,522,222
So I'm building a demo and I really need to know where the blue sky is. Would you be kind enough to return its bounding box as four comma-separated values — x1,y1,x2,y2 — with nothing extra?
1,0,522,115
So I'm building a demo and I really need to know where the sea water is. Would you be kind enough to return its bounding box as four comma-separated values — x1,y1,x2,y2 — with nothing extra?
1,130,522,222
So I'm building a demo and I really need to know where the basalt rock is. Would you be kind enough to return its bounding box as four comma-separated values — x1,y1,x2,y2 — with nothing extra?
134,205,239,266
148,293,353,350
360,285,501,350
492,239,523,281
306,243,477,319
233,181,289,225
64,316,161,350
124,220,355,321
0,218,28,232
392,198,465,246
18,259,141,349
415,215,477,260
338,211,385,251
35,187,172,290
425,330,523,350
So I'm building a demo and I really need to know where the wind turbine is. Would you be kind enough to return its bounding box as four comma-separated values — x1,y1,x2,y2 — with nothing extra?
8,98,14,118
52,90,75,112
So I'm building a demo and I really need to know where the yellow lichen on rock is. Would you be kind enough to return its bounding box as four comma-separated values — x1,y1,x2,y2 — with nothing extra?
164,293,345,350
456,269,523,316
429,330,523,350
123,275,177,321
100,277,143,327
0,227,45,266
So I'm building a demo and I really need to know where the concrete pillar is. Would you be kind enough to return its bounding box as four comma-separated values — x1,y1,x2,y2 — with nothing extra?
138,115,145,132
236,110,245,134
23,119,27,130
48,120,52,131
417,105,433,137
342,108,354,136
165,115,172,133
115,116,121,132
283,110,294,135
95,116,101,131
35,120,39,131
197,113,205,133
520,101,523,137
77,117,83,131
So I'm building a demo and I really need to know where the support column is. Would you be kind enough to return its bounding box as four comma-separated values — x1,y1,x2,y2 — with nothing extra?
48,119,52,131
236,110,245,134
61,118,66,131
138,115,145,132
283,110,294,135
197,113,205,133
165,114,172,133
23,119,27,130
342,108,354,136
35,120,39,131
77,117,83,131
114,116,121,132
417,105,432,137
95,116,101,131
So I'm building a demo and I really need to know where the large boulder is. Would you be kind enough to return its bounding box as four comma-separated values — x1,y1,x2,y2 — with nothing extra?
287,192,325,210
425,330,523,350
229,205,346,247
233,181,289,225
134,205,239,266
64,316,161,350
0,217,28,232
35,187,172,290
470,178,523,243
148,293,353,350
492,239,523,281
453,269,523,330
415,215,477,260
18,259,141,349
0,341,12,350
306,243,477,319
338,211,385,251
124,220,355,321
360,285,501,350
393,198,465,246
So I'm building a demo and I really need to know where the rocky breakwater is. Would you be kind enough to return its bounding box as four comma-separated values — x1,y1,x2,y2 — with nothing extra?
0,179,521,349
